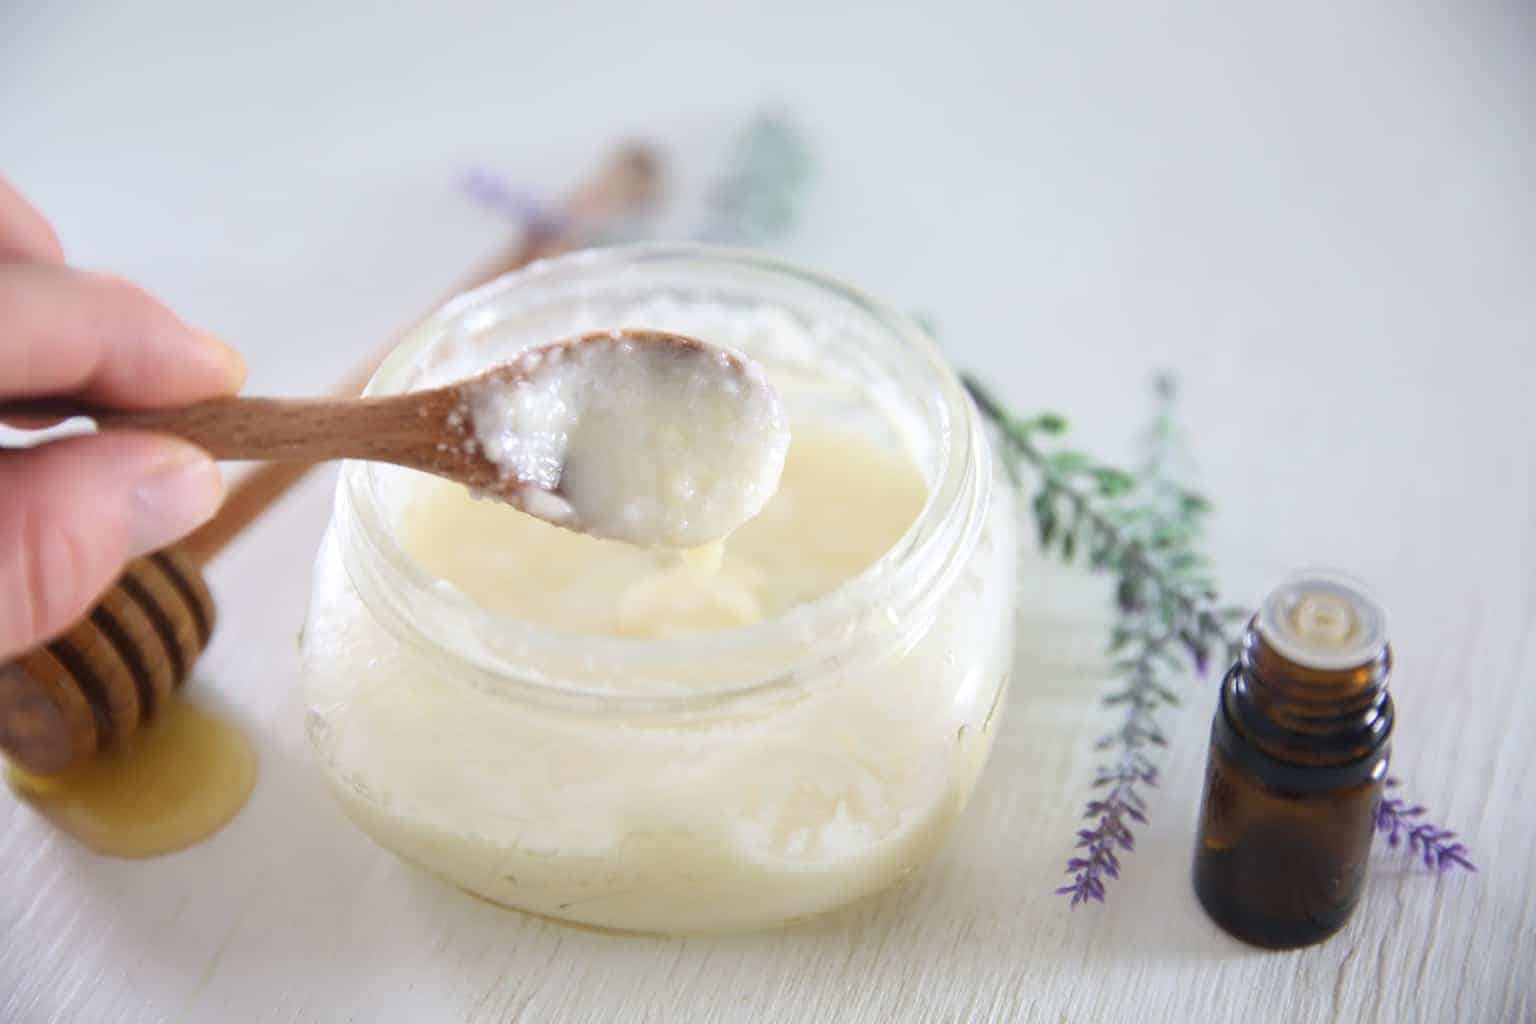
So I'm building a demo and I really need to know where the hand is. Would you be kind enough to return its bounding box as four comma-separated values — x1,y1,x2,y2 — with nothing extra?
1,176,245,660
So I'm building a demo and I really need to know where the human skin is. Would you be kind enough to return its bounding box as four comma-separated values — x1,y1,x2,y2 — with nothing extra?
0,175,246,660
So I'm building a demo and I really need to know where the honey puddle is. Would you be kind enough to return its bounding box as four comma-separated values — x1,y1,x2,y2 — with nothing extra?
5,699,255,858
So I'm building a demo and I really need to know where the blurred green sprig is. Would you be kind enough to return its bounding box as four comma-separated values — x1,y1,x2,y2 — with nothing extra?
701,109,815,245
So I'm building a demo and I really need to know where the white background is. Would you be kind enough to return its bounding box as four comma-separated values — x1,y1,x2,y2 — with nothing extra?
2,2,1533,1021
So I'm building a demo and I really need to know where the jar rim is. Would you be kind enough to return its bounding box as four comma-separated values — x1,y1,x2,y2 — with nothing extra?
338,243,990,713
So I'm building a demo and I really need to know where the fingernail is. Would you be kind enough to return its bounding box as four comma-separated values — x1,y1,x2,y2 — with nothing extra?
128,447,224,558
198,329,248,391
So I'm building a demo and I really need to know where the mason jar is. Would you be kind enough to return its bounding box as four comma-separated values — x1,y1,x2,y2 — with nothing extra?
301,245,1018,933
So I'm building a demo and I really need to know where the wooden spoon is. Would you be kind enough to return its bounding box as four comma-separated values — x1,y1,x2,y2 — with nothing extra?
0,328,789,548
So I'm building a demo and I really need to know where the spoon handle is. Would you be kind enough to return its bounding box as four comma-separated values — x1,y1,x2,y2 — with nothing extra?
0,392,457,466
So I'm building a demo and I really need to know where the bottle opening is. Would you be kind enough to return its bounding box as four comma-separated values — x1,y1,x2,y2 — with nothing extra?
1256,569,1388,671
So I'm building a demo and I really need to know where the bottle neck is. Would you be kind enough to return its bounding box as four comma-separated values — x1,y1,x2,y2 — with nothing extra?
1223,624,1393,769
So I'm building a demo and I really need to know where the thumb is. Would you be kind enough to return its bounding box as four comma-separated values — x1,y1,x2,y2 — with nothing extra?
0,433,223,659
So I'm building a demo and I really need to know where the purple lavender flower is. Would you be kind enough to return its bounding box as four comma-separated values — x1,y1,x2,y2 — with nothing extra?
1374,778,1476,873
1057,754,1157,906
457,166,568,240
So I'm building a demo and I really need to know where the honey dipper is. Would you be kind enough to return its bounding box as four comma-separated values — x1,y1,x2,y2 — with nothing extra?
0,145,660,777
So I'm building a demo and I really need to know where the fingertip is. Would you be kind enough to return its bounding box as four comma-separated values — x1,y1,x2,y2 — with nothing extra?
197,330,249,394
0,175,65,264
127,439,225,559
0,434,222,658
0,264,250,407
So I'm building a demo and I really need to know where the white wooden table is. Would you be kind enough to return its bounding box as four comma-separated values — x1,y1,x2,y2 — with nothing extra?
3,3,1532,1020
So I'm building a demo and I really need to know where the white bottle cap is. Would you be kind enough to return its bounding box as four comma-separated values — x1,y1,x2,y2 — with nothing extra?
1256,569,1388,671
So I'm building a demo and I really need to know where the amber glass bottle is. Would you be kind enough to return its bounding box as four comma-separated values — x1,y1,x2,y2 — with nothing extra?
1192,571,1392,949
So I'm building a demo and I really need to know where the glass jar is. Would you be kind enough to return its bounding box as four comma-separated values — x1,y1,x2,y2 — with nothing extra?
301,245,1018,933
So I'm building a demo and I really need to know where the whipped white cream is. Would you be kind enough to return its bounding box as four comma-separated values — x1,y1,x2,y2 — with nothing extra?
465,331,790,548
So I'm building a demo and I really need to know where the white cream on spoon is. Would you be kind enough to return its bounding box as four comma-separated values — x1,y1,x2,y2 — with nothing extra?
464,329,790,548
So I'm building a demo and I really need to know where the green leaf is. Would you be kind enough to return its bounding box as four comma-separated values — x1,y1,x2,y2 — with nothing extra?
1033,491,1057,549
1090,541,1114,569
1049,451,1091,474
1092,467,1136,497
1035,412,1069,434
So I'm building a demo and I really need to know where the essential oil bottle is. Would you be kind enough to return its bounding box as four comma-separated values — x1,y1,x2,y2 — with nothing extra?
1192,570,1393,949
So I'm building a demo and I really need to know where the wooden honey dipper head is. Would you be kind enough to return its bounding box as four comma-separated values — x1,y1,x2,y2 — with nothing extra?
0,547,214,776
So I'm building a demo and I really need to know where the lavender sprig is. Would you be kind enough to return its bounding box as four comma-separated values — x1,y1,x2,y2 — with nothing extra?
1374,777,1477,873
965,374,1243,905
459,108,814,250
1060,758,1154,906
965,373,1474,904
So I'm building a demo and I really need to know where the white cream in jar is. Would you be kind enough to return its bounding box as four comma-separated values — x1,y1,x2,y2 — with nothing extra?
303,247,1018,933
